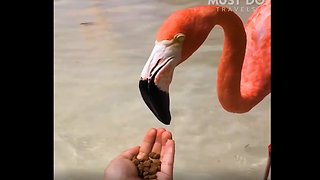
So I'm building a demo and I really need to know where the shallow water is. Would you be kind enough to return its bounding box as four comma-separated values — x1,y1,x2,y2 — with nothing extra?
54,0,270,179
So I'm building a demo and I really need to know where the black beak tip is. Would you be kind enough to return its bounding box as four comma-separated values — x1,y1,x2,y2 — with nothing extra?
158,113,171,125
139,79,171,125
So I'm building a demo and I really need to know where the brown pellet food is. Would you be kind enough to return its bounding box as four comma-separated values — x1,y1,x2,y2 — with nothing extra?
132,152,161,179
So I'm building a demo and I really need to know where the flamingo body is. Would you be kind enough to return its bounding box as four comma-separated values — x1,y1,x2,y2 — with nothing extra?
241,0,271,104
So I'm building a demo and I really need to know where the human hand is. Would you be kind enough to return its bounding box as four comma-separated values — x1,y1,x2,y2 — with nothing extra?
104,128,175,180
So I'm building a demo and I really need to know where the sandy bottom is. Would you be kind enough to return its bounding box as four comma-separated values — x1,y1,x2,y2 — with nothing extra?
54,0,270,179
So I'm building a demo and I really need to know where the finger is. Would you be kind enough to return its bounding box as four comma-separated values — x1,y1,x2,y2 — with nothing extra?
137,128,157,160
151,128,166,154
159,140,175,177
160,131,172,161
120,146,140,160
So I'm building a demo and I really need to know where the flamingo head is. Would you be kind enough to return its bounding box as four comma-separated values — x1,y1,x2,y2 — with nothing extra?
139,33,185,125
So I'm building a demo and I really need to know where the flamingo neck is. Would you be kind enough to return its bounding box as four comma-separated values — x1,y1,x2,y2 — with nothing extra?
156,6,265,113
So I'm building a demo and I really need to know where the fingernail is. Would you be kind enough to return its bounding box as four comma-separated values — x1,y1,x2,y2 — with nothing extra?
137,152,144,160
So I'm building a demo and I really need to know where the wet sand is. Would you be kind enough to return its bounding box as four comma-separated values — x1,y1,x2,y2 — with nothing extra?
54,0,270,179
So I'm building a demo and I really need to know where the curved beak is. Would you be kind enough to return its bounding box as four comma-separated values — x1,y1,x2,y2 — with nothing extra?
139,40,182,125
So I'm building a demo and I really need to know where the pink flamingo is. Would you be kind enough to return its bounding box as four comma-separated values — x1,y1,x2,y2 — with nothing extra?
139,0,271,179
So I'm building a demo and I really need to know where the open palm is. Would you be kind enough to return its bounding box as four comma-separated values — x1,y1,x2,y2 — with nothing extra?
104,128,175,180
